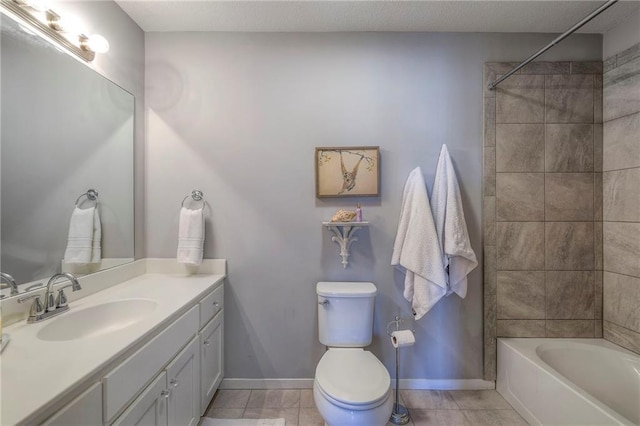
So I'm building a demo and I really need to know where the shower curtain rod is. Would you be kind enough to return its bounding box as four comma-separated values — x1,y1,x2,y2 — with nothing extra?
488,0,618,90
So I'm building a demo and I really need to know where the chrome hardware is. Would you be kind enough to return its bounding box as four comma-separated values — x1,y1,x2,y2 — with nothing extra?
75,189,99,207
25,283,45,292
213,301,220,307
170,379,179,388
160,389,171,399
55,282,82,309
0,272,19,296
22,273,82,323
204,340,211,346
318,299,329,306
17,294,45,321
181,190,205,209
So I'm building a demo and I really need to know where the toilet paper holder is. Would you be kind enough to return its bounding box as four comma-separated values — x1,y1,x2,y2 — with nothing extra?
387,315,414,425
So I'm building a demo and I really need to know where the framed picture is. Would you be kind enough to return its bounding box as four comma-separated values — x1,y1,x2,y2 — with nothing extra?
315,146,380,198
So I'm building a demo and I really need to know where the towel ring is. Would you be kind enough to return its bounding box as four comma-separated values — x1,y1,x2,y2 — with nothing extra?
75,189,99,207
181,190,205,209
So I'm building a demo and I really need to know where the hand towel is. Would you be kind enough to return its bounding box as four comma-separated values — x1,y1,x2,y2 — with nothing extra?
391,167,448,319
64,206,101,264
177,207,204,265
430,145,478,298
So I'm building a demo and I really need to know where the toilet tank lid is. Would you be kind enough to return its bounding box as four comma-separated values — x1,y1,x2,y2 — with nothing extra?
317,282,377,297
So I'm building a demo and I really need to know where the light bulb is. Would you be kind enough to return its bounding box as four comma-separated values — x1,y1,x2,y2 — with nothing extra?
50,14,84,34
85,34,109,53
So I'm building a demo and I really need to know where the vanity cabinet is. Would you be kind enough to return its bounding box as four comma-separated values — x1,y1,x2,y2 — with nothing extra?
41,383,102,426
111,372,168,426
166,336,200,426
200,309,224,414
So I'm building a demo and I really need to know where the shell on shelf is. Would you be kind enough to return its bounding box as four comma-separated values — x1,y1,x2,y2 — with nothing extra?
331,209,357,222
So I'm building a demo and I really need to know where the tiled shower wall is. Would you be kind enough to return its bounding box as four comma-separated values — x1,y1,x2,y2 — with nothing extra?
483,61,603,379
602,43,640,354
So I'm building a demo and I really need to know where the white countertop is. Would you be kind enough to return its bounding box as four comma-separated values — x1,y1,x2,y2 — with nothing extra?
1,263,224,425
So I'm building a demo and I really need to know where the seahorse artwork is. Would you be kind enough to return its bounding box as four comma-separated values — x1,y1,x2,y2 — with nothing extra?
338,151,365,195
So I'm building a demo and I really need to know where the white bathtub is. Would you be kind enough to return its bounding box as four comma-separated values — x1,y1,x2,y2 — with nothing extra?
497,338,640,426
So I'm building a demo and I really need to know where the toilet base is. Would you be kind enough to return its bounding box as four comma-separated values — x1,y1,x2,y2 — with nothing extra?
313,381,393,426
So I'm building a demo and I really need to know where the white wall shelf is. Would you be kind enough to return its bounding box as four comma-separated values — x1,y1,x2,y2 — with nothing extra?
322,221,369,268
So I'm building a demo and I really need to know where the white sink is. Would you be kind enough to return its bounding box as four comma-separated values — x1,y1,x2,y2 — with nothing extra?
37,299,158,342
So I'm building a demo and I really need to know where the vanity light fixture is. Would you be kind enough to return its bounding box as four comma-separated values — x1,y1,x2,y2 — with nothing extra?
1,0,109,62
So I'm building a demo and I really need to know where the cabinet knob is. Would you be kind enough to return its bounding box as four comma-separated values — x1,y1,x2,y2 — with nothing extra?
213,301,220,307
170,379,179,388
204,340,211,346
160,389,171,399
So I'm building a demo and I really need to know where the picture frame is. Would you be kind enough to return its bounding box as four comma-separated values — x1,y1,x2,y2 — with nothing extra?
315,146,380,198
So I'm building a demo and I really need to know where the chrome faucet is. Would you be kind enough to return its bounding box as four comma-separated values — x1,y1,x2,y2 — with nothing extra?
18,272,82,323
0,272,19,296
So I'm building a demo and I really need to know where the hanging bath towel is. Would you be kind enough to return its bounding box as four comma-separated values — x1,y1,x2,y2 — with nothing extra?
177,207,204,265
430,145,478,298
391,167,448,320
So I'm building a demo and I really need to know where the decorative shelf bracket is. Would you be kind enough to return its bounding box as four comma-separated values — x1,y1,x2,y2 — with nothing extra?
322,221,369,268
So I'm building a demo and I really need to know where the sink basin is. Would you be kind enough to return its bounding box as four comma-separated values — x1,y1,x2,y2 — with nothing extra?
37,299,158,342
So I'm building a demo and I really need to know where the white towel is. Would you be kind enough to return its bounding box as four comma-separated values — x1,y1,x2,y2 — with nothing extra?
430,145,478,298
391,167,448,319
64,206,102,264
177,207,204,265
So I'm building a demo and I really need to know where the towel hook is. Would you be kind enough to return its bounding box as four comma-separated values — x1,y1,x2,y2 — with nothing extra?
181,190,205,209
75,189,99,207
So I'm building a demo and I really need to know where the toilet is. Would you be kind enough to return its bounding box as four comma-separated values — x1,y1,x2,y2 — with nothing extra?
313,281,393,426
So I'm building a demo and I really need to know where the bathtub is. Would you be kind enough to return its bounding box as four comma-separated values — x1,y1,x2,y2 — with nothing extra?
497,338,640,426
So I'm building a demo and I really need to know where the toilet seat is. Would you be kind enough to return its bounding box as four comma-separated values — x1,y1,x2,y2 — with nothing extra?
315,348,390,410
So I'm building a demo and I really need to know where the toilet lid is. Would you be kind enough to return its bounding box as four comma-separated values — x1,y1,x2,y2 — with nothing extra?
315,349,390,406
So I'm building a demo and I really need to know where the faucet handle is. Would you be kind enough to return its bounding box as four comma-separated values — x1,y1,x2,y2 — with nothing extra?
55,283,82,308
17,294,45,318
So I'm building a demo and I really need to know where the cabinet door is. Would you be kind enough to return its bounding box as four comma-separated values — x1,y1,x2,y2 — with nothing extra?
166,336,200,426
42,383,102,426
200,310,224,414
111,372,168,426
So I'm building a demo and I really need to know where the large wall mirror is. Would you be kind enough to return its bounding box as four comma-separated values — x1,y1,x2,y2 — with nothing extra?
0,12,135,297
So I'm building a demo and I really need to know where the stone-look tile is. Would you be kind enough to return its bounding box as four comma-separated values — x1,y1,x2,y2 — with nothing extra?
497,222,545,270
603,272,640,332
546,320,595,337
603,222,640,277
595,320,603,338
247,389,300,409
210,389,252,408
521,61,570,75
604,320,640,354
616,43,640,68
545,124,594,172
497,320,545,337
497,271,545,319
243,408,299,425
496,173,544,221
298,407,324,426
603,57,640,122
594,75,603,124
205,408,245,419
603,56,617,74
594,221,603,270
594,173,603,221
603,168,640,222
484,197,496,246
545,173,594,221
546,271,595,319
545,222,594,271
595,271,603,320
485,62,520,98
448,390,512,410
484,246,497,381
410,409,472,426
571,61,603,75
484,147,496,196
399,390,459,409
594,124,603,172
299,389,315,408
462,409,529,426
546,75,594,123
603,112,640,171
496,124,545,172
496,75,545,123
484,97,496,147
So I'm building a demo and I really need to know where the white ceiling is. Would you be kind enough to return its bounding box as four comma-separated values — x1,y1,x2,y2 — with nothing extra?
115,0,640,33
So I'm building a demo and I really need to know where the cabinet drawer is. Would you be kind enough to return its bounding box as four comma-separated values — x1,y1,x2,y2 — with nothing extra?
103,306,199,423
199,284,223,329
42,383,102,426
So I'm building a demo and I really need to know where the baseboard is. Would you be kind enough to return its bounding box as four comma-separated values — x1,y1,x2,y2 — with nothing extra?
220,378,495,390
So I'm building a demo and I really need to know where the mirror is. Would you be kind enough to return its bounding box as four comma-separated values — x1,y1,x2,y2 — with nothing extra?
0,13,135,297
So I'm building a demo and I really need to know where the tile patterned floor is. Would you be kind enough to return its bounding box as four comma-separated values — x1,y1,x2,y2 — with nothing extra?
202,389,529,425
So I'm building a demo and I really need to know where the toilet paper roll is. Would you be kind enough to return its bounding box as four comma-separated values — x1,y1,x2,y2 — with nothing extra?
391,330,415,348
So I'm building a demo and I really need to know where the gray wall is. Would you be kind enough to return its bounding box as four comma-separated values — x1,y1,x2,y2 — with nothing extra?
145,32,601,380
602,8,640,59
602,37,640,354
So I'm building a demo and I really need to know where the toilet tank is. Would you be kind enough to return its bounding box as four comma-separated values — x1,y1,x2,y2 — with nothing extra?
317,281,377,347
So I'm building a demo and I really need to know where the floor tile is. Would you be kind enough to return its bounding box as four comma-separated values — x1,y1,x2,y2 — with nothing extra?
209,389,251,409
244,408,299,426
204,408,245,419
410,409,471,426
399,390,459,409
247,389,301,408
462,409,528,425
447,390,512,409
298,407,324,426
299,389,316,408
